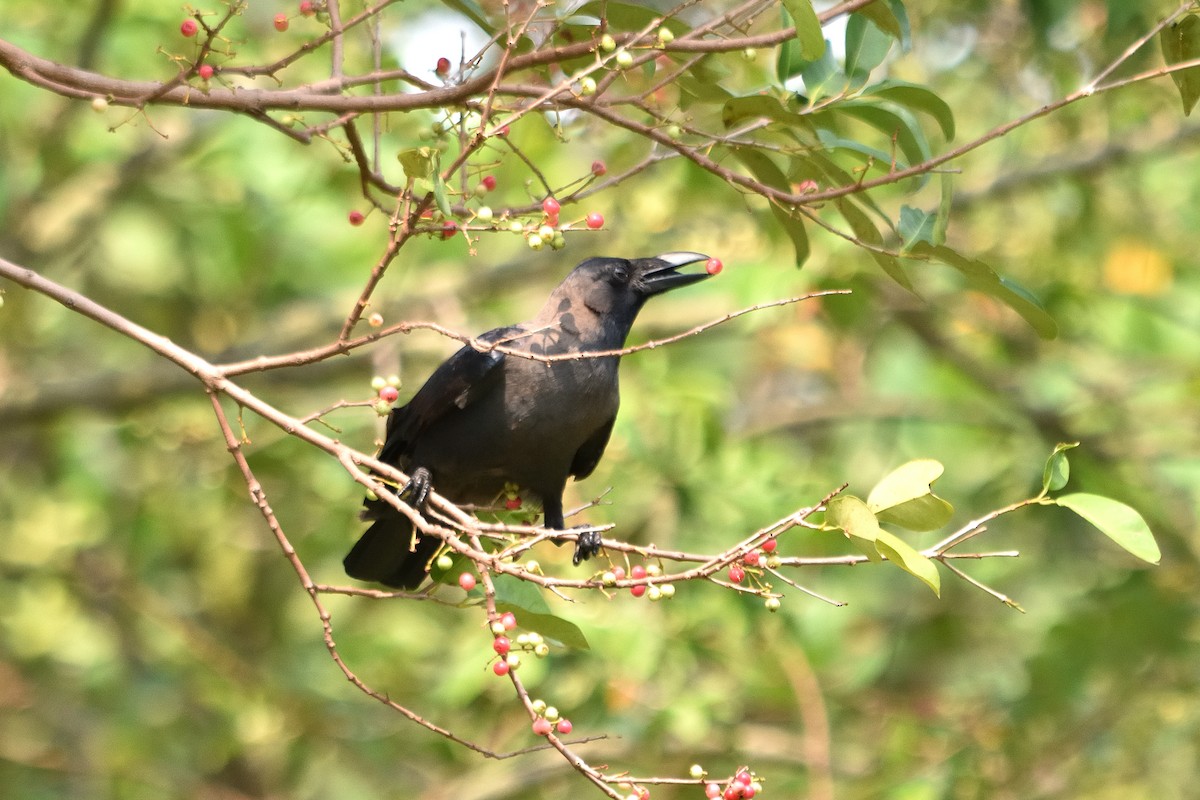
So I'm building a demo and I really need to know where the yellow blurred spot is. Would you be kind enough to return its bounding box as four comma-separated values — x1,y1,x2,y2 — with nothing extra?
1103,240,1172,296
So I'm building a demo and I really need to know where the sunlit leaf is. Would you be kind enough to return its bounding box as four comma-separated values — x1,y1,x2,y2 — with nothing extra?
868,459,955,531
875,530,941,596
397,147,435,180
493,575,590,649
1042,442,1079,494
1160,14,1200,116
826,495,884,562
733,148,809,266
1056,493,1161,565
782,0,826,60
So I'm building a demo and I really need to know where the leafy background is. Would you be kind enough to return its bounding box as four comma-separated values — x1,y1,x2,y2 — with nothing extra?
2,1,1198,799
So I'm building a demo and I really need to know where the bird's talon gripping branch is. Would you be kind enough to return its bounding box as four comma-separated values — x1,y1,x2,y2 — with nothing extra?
571,529,604,565
402,466,433,508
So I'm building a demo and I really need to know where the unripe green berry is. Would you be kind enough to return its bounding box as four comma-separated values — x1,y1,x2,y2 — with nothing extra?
766,555,782,569
527,632,544,646
601,571,617,586
476,206,493,222
509,220,524,234
659,583,675,598
579,76,597,95
599,33,617,52
374,399,392,416
534,642,550,657
647,585,662,601
538,224,555,240
91,97,108,113
527,233,544,250
646,564,662,577
743,47,757,61
550,232,566,250
525,559,540,573
657,27,674,45
505,653,521,669
614,49,633,69
370,375,387,391
689,765,706,779
531,698,547,714
491,622,507,636
765,596,782,612
544,706,560,723
436,554,453,570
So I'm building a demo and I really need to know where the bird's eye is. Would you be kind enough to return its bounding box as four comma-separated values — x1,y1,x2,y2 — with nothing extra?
611,266,630,283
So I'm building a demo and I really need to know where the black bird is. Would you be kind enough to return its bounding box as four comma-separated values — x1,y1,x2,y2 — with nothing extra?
344,252,713,589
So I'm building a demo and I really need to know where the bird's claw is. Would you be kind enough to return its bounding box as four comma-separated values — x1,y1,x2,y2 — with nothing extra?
401,467,433,509
572,529,603,565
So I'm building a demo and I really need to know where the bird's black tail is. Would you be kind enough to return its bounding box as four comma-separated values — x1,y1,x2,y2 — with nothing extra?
343,513,438,590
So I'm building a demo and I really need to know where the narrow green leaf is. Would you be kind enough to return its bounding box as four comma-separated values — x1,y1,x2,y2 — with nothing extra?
826,495,883,562
1056,493,1161,565
868,459,954,532
844,14,892,88
837,197,911,289
933,171,952,245
733,148,809,266
866,79,955,140
721,95,809,130
854,1,903,40
1160,14,1200,116
875,530,941,596
908,242,1059,339
432,174,453,219
782,0,826,60
1041,442,1079,494
837,102,931,171
493,575,590,650
776,7,804,84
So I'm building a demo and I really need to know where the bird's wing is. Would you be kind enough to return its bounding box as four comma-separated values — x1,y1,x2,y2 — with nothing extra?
379,325,522,463
569,415,616,480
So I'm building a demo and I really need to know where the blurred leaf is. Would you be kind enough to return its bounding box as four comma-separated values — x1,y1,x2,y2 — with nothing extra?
1160,14,1200,116
875,530,940,595
578,1,693,34
868,459,954,531
854,0,904,41
441,0,494,33
722,95,810,130
433,173,452,218
866,79,956,140
844,14,893,88
800,43,846,102
908,242,1059,339
1056,494,1161,565
826,495,884,562
398,147,435,180
782,0,826,60
493,575,590,649
933,171,953,244
898,204,936,250
733,148,809,266
836,102,931,171
837,197,911,289
1042,442,1079,494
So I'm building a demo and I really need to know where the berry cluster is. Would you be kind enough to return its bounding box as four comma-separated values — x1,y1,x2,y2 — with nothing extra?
369,374,402,414
529,699,573,736
705,768,763,799
599,563,677,601
726,538,783,610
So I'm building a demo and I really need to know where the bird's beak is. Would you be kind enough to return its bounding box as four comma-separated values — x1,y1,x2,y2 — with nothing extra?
639,251,713,296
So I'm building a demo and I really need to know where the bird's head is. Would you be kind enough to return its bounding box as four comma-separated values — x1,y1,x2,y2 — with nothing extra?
542,252,714,334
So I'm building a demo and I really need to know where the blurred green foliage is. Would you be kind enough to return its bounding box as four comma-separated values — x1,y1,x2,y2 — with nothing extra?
2,2,1199,799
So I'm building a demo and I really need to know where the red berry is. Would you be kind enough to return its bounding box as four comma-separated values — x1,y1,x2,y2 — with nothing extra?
299,0,315,15
379,386,399,403
348,210,365,226
481,175,497,192
556,718,573,734
532,717,553,736
441,220,458,239
493,660,510,676
636,789,650,800
493,636,511,655
542,197,561,217
706,784,721,799
505,496,522,510
725,783,745,800
762,538,777,553
728,565,745,584
743,786,756,799
436,57,451,75
705,257,723,275
458,572,476,591
273,13,289,32
180,18,199,37
743,550,761,567
500,611,517,630
611,566,626,581
630,564,647,580
735,771,752,785
630,584,647,597
586,212,604,230
197,63,214,80
591,160,607,177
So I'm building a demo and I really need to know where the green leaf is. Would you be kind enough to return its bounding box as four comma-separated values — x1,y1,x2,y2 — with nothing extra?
933,171,952,245
844,14,892,89
800,42,845,102
1160,14,1200,116
837,197,911,289
1041,442,1079,494
837,101,931,171
907,242,1059,339
432,173,453,219
897,204,936,250
826,495,884,562
441,0,494,33
397,147,435,180
493,575,591,650
866,79,955,140
868,459,954,532
782,0,826,61
854,1,903,40
733,148,809,266
875,530,941,596
1056,493,1161,565
721,95,809,130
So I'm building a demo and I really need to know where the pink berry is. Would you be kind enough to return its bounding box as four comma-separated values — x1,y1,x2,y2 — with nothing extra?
299,0,315,15
436,57,451,75
197,63,214,80
505,496,522,510
500,611,517,630
744,550,761,567
180,18,199,37
273,13,289,32
724,785,743,800
591,160,607,177
743,786,756,799
441,220,458,239
630,564,647,580
705,257,723,275
481,175,497,192
348,210,365,226
496,124,510,137
762,538,777,553
706,784,721,799
493,660,510,676
630,584,647,597
532,717,552,736
728,565,745,584
556,718,573,734
542,197,561,217
458,572,476,591
493,636,511,655
379,386,399,403
735,771,752,785
586,212,604,229
611,566,626,581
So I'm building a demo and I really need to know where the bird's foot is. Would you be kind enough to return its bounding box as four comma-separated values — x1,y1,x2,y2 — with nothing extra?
401,467,433,509
571,528,604,565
